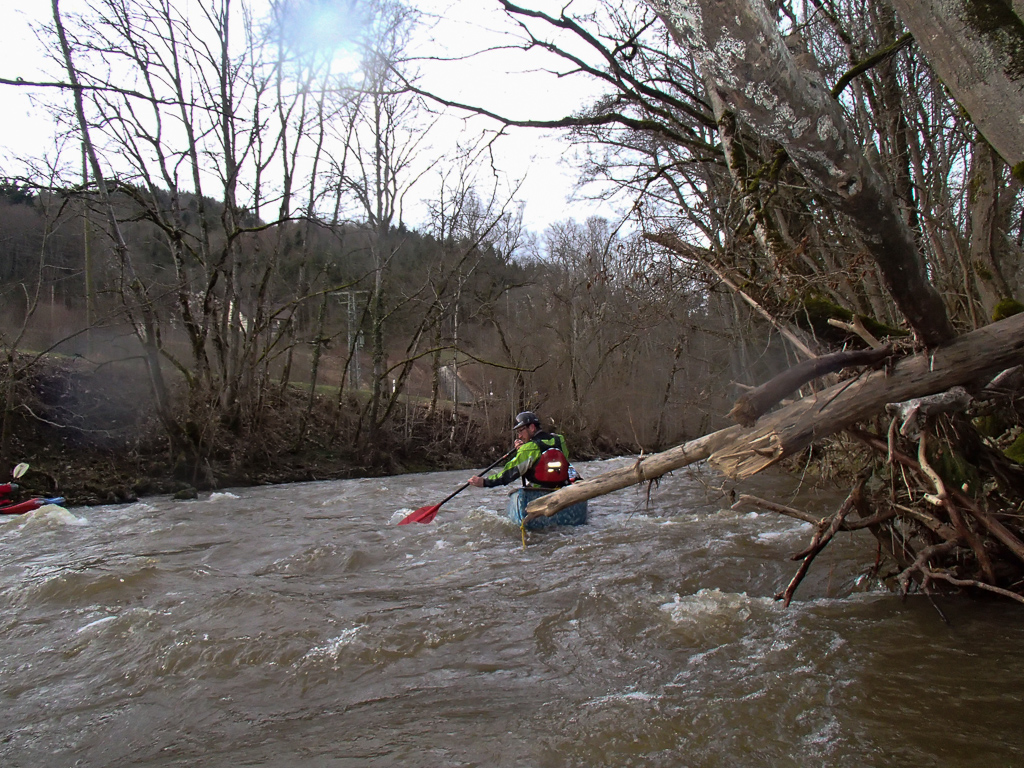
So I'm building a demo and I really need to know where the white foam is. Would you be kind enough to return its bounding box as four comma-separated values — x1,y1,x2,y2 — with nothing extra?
207,492,240,502
756,529,795,542
23,505,88,526
392,508,415,523
76,615,117,633
660,588,776,625
303,627,362,662
584,690,658,707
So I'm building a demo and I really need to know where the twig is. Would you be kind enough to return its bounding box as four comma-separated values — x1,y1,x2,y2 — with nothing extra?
731,493,820,524
892,503,959,541
775,481,861,606
898,540,959,596
735,492,896,531
838,507,898,530
15,403,124,435
924,570,1024,605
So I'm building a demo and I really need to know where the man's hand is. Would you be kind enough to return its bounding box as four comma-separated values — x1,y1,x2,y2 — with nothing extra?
468,476,486,487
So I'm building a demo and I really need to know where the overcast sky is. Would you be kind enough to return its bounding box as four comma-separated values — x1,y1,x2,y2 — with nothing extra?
0,0,618,235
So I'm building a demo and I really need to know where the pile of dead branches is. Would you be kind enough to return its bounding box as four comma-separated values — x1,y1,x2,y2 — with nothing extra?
739,371,1024,609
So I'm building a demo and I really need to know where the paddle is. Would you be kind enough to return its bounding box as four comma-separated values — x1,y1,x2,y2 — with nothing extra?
398,447,517,525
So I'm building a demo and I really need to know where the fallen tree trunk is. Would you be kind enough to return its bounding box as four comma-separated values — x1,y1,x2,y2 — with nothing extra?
526,311,1024,520
729,346,892,426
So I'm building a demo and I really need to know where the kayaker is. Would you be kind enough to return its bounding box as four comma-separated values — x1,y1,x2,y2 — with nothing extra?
468,411,575,490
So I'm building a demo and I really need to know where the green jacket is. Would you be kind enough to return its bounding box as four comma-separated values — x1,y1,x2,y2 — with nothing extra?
483,431,569,488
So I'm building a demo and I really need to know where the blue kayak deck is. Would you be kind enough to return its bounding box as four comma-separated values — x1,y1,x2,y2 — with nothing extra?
506,487,587,531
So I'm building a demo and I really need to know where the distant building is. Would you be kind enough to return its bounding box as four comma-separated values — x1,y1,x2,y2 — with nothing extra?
439,364,478,404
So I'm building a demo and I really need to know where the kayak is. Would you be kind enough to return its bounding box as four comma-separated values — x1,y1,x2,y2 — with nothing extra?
506,487,587,531
0,497,65,515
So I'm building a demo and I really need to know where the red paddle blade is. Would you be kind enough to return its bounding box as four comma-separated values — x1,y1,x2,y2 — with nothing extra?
398,503,441,525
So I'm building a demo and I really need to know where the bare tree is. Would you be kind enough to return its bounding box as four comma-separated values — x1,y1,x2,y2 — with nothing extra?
40,0,383,473
329,0,440,442
646,0,955,347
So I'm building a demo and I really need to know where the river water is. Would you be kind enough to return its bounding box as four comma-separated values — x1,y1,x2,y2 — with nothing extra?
2,457,1023,767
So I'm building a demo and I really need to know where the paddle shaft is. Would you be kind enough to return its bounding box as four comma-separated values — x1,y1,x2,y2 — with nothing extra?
437,447,517,508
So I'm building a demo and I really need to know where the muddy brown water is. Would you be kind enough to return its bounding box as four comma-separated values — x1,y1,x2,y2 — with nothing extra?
2,458,1023,767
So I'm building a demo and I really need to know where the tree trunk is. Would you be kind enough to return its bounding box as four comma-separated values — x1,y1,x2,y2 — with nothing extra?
886,0,1024,169
968,137,1013,317
647,0,956,347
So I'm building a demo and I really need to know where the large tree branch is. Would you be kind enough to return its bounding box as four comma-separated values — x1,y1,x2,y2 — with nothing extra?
886,1,1024,168
729,346,893,427
830,32,914,98
0,76,201,110
498,0,716,129
645,0,956,347
395,73,717,157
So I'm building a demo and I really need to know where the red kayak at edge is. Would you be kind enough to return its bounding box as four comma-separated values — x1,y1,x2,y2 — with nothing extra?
0,497,65,515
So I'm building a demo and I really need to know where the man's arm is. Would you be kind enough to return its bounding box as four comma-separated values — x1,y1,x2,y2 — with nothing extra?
482,443,539,487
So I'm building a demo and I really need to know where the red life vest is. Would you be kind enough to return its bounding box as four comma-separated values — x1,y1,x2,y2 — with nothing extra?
527,435,570,487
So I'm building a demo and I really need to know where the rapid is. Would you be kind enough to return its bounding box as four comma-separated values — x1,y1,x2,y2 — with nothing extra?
2,458,1023,767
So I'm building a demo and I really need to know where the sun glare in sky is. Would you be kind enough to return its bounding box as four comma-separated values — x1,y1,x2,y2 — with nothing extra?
276,0,368,65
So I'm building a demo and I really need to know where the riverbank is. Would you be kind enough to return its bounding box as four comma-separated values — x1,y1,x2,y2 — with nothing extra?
1,355,615,507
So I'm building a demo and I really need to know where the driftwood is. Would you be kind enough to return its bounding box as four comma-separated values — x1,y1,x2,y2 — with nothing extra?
898,541,960,599
885,386,971,439
735,487,903,605
526,311,1024,521
524,427,747,520
980,365,1024,398
729,346,892,427
732,492,896,531
731,493,820,524
827,316,884,349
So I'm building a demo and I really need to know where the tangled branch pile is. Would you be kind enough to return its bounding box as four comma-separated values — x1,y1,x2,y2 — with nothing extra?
740,371,1024,608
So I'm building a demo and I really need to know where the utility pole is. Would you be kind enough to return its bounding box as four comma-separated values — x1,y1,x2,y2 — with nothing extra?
82,142,93,356
333,290,367,391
